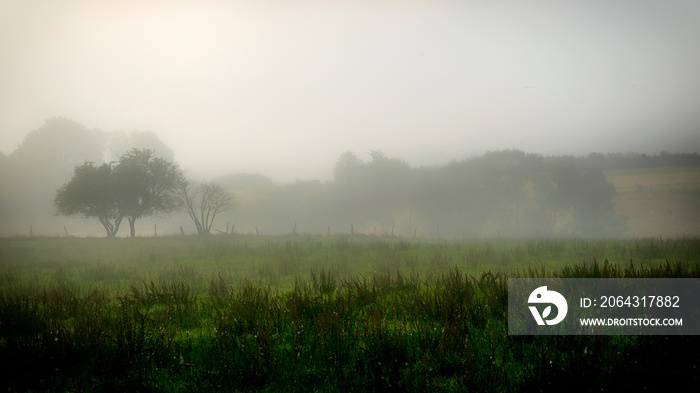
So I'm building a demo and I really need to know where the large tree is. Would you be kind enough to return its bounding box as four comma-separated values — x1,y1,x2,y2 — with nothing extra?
114,148,185,237
54,149,184,237
54,162,123,237
179,181,235,235
10,118,105,234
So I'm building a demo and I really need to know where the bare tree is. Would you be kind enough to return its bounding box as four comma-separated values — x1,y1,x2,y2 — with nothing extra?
179,181,235,234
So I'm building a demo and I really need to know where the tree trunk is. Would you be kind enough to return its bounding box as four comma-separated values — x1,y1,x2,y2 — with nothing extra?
99,214,123,237
128,216,137,237
99,216,114,237
101,222,119,237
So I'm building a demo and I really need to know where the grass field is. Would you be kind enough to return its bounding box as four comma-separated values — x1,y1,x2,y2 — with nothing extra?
1,235,700,392
606,166,700,193
606,166,700,237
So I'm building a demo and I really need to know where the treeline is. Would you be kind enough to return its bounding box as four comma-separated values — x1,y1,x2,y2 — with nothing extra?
224,152,700,238
227,150,624,237
2,117,698,237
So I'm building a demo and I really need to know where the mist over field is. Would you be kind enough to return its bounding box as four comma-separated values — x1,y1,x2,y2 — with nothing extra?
1,1,700,237
1,116,699,238
4,5,700,391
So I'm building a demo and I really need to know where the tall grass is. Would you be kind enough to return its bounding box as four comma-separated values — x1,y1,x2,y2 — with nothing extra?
1,235,700,391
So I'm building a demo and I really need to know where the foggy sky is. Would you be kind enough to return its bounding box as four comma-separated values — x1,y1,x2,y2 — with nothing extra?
2,0,700,182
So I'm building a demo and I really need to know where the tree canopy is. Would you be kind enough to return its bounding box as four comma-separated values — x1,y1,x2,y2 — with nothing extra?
54,148,184,237
54,162,123,237
114,148,185,237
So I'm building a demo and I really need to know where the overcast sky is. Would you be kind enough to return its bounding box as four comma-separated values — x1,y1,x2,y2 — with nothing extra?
2,0,699,182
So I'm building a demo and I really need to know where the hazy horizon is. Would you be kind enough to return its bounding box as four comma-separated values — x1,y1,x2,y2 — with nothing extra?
2,1,700,183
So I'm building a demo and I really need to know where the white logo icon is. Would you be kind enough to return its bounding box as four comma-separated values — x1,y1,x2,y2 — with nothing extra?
528,286,568,325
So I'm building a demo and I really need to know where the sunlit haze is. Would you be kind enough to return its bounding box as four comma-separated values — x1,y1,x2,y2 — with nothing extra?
2,0,699,182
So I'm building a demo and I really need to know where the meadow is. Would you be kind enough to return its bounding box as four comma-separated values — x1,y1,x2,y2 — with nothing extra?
1,234,700,392
606,165,700,237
